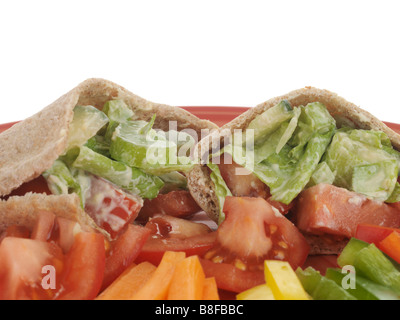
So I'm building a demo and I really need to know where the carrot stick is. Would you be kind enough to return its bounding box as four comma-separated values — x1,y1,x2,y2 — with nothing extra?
167,255,206,300
131,251,186,300
202,277,220,300
96,262,156,300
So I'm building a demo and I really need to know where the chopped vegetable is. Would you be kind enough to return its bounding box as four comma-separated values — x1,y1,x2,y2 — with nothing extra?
247,100,294,143
131,251,186,300
66,105,109,151
207,162,232,224
378,231,400,265
204,197,309,272
138,190,201,221
338,240,400,294
57,232,106,300
167,255,206,300
296,267,356,300
294,184,400,238
202,277,220,300
325,268,400,300
337,238,369,267
96,262,156,300
324,129,400,202
71,146,164,199
102,224,151,290
355,224,400,245
236,284,275,300
110,120,193,175
264,260,309,300
199,258,265,293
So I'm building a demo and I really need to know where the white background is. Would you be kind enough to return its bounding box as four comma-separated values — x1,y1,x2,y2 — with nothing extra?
1,0,400,124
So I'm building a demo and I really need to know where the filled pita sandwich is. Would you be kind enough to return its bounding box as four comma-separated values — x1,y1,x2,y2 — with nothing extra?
187,87,400,255
0,78,218,239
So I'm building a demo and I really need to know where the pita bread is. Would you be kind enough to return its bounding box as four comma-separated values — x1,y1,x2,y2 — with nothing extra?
187,87,400,254
0,78,218,234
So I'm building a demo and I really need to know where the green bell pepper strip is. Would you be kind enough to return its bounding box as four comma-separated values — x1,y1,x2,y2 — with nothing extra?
337,238,369,267
338,238,400,294
325,268,400,300
295,267,357,300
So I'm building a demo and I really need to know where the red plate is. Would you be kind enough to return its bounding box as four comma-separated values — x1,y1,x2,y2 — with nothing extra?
2,107,399,133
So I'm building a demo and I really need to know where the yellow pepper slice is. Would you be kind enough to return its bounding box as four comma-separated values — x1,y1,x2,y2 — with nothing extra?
264,260,309,300
236,284,275,300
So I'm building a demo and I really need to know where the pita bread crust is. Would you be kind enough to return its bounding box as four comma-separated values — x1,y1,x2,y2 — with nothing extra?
0,79,217,234
0,193,98,232
187,86,400,224
0,78,217,197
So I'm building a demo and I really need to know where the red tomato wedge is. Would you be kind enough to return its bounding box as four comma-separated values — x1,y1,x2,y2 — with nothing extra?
145,214,212,239
51,217,81,253
355,224,400,245
102,224,151,290
0,237,64,300
84,176,143,240
138,190,202,221
217,154,292,214
204,196,309,272
57,232,106,300
199,258,264,293
31,211,56,241
135,232,217,266
294,184,400,238
217,154,269,198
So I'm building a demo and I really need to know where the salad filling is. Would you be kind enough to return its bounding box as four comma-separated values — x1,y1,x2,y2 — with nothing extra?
207,100,400,239
43,100,197,239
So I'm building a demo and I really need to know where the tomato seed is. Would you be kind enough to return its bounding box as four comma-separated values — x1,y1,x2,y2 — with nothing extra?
212,256,224,264
234,259,247,271
269,224,278,235
278,241,288,249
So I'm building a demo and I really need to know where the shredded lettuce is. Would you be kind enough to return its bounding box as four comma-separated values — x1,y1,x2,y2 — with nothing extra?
207,163,232,225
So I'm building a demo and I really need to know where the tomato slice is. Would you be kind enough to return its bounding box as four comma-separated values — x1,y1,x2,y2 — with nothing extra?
135,232,217,266
199,258,264,293
355,224,400,245
145,214,212,239
101,224,151,290
294,184,400,238
138,190,202,221
0,237,64,300
84,176,143,240
31,211,56,241
205,196,309,272
50,216,82,253
57,232,106,300
217,153,269,198
217,154,292,214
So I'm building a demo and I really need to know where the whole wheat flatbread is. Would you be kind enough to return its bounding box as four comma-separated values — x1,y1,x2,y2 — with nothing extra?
187,87,400,254
0,78,218,233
